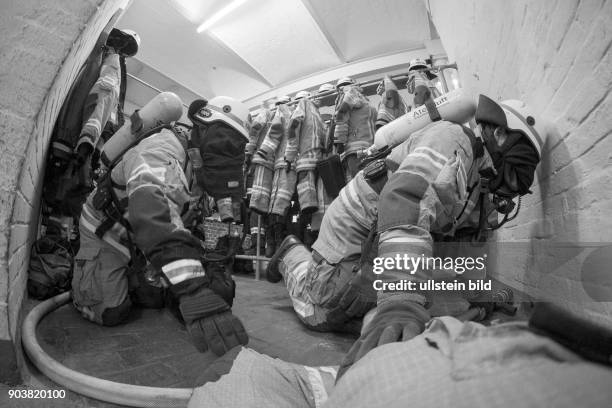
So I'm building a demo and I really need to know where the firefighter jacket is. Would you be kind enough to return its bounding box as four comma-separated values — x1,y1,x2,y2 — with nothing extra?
376,121,495,302
286,98,326,172
246,108,273,159
256,104,293,170
76,52,122,152
376,76,408,129
333,85,377,156
79,128,203,286
313,121,495,271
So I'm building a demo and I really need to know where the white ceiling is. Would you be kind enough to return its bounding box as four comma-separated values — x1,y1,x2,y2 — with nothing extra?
117,0,444,109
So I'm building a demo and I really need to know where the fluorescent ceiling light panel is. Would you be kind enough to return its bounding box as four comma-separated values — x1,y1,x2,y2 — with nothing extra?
197,0,250,33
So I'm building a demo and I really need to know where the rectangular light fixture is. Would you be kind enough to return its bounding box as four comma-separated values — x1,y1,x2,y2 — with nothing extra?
196,0,250,33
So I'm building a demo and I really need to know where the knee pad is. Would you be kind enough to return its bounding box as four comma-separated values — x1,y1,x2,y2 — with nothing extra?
101,298,132,326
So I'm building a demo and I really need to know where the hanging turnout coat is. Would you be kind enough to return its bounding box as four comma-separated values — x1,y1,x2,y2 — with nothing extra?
285,98,327,213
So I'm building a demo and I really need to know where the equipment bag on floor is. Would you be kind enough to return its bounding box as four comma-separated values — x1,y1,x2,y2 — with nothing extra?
27,235,74,300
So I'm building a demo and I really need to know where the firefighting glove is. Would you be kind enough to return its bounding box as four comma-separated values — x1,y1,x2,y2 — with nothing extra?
336,299,430,381
170,279,248,356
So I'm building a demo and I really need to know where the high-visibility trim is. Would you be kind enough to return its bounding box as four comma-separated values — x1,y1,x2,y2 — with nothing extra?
408,152,444,170
161,259,204,284
414,146,448,164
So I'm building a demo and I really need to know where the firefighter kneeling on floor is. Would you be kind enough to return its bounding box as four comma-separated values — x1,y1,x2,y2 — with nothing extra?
71,93,249,356
265,95,543,367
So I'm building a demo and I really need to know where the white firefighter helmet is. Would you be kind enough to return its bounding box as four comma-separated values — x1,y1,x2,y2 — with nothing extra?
408,58,428,71
317,83,335,94
275,95,291,105
294,90,312,100
336,77,355,88
476,95,546,160
191,96,249,140
109,28,140,57
500,100,547,159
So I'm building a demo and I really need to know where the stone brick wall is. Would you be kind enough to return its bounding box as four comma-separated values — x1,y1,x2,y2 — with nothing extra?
429,0,612,322
0,0,129,383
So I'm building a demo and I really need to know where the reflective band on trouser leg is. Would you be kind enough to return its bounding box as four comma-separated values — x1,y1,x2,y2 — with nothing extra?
162,259,205,285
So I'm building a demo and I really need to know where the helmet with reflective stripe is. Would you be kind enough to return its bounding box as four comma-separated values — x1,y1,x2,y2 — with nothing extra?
500,100,547,159
476,95,547,160
294,90,312,100
190,96,249,140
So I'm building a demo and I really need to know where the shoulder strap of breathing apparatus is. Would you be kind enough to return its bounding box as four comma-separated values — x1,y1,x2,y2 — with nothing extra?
93,124,173,239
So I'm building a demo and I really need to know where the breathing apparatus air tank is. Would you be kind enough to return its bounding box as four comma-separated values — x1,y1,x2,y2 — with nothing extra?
373,88,477,149
100,92,183,167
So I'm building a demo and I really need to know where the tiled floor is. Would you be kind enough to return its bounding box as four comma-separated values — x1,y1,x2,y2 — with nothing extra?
5,275,356,408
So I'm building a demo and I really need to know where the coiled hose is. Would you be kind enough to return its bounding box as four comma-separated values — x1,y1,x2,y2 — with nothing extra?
21,291,194,407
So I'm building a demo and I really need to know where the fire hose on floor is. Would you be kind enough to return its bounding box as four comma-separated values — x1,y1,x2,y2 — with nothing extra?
22,291,194,407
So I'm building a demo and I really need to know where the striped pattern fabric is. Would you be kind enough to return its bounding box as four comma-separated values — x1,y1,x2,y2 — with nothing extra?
161,259,205,285
249,165,275,214
333,85,377,156
376,121,476,292
246,109,272,157
267,104,296,216
376,76,408,128
76,52,121,151
283,98,327,213
80,129,200,283
312,172,379,265
269,168,297,216
188,347,338,408
287,99,326,172
296,171,318,212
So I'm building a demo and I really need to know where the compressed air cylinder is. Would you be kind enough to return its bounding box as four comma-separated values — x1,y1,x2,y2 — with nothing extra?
100,91,183,167
373,88,477,149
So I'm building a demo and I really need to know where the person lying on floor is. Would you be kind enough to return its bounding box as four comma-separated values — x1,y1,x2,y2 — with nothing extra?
187,302,612,408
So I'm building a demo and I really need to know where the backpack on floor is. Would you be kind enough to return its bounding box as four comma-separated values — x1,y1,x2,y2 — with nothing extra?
28,236,74,300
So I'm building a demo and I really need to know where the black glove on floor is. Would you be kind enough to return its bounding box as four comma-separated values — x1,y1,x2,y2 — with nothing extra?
172,281,248,356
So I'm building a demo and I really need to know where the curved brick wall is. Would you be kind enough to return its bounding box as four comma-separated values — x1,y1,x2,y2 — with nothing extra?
429,0,612,322
0,0,129,384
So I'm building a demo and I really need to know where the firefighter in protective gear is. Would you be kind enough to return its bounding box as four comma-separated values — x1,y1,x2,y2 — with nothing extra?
190,96,250,222
72,95,248,356
406,58,441,107
375,75,408,129
336,95,546,379
266,96,544,347
333,81,377,182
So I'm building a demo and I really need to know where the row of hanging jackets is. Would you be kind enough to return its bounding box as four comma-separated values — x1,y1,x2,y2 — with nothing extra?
245,74,415,221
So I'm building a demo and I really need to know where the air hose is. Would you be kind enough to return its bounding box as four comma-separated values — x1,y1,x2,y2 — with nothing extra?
22,291,194,407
